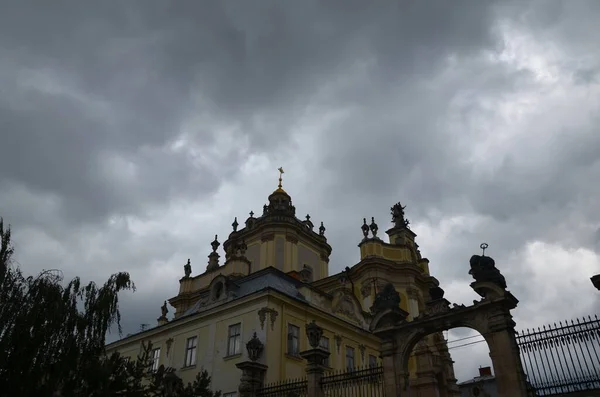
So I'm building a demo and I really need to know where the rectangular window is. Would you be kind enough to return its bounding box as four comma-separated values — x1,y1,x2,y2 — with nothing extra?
369,354,378,368
223,393,237,397
287,324,300,356
227,323,242,356
345,346,355,370
151,348,161,371
184,336,198,367
320,336,330,367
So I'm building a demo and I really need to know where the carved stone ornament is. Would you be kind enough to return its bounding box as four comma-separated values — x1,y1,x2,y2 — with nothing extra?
360,282,372,298
165,337,174,357
258,308,268,330
370,283,401,314
469,254,507,289
429,286,445,301
334,334,343,353
359,344,366,361
258,307,278,331
306,320,324,349
420,299,451,318
246,332,264,362
333,295,359,321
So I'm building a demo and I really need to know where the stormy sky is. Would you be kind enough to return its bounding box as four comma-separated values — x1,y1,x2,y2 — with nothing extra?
1,0,600,383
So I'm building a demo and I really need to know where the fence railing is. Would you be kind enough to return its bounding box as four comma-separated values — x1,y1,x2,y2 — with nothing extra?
257,378,307,397
517,315,600,396
321,365,385,397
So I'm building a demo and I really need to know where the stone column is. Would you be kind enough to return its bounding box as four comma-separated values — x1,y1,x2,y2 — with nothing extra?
380,336,409,397
300,321,330,397
236,332,268,397
486,328,529,397
411,340,439,397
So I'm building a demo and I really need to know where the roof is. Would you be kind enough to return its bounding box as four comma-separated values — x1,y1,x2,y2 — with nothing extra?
457,375,496,386
182,269,306,317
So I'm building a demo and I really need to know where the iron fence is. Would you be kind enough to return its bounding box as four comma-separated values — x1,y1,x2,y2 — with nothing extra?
257,378,307,397
517,315,600,396
321,365,385,397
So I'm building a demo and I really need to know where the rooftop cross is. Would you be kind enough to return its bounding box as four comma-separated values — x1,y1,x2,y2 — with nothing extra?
278,167,284,189
480,243,489,256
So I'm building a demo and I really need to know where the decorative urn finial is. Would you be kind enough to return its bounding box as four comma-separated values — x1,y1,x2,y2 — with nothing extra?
306,320,324,349
319,222,326,236
232,217,239,232
246,332,264,361
369,217,378,238
211,235,220,252
361,218,370,239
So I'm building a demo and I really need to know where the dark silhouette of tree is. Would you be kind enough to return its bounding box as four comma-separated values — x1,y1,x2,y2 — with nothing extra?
0,218,221,397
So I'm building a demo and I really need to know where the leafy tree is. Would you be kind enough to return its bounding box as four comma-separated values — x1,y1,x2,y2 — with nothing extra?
0,218,221,397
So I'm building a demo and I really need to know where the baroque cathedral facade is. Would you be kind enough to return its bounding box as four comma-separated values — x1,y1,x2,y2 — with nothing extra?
106,172,460,396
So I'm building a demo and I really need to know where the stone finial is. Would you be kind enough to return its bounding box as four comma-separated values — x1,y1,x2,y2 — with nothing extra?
361,218,369,239
211,235,220,252
369,217,378,238
184,259,192,278
319,222,326,236
306,214,310,221
306,320,324,349
370,283,401,314
232,217,239,232
207,236,221,272
246,332,264,362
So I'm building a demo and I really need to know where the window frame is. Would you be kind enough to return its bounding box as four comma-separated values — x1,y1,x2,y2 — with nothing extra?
319,336,330,367
227,323,242,356
184,336,198,367
287,324,300,356
151,347,161,372
345,346,355,370
368,354,378,368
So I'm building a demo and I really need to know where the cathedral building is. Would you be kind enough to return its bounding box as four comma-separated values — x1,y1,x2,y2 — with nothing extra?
106,171,459,396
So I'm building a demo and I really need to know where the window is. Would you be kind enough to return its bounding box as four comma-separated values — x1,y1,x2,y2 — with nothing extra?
223,393,237,397
151,348,161,371
287,324,300,356
345,346,355,370
227,323,242,356
319,336,330,367
369,354,378,368
184,336,197,367
215,282,223,299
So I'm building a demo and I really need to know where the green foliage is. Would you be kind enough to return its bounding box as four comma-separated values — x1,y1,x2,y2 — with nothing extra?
0,218,222,397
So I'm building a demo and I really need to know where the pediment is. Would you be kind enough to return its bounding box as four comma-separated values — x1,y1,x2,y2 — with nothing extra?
331,287,367,326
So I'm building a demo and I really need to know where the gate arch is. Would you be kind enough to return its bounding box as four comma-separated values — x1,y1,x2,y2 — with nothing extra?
370,254,530,397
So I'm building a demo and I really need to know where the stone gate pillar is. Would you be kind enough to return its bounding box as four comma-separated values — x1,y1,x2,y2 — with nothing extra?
300,321,330,397
236,333,268,397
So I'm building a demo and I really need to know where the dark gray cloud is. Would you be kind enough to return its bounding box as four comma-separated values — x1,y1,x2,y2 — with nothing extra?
1,0,600,383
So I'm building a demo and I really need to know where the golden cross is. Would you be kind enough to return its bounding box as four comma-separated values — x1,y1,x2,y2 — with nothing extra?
278,167,284,189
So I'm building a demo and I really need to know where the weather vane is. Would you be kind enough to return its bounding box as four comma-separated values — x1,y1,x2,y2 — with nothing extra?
278,167,284,189
480,243,489,256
